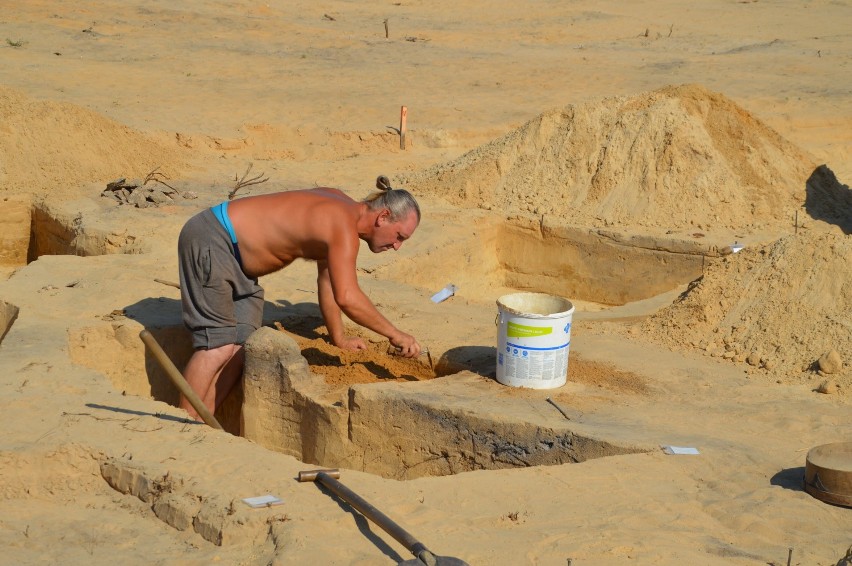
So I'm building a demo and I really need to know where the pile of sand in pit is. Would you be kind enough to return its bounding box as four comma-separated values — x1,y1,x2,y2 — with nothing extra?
0,86,189,195
273,322,436,387
635,230,851,395
399,84,819,235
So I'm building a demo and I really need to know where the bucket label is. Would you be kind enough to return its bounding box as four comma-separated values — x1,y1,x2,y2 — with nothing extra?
507,322,552,338
500,345,569,384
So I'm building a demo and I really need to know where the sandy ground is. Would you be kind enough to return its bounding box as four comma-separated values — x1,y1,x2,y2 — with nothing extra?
1,1,851,565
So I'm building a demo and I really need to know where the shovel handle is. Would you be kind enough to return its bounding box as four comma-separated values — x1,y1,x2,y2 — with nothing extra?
298,469,434,562
139,330,223,430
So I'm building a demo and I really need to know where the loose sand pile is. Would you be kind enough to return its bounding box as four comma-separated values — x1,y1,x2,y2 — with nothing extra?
0,86,188,195
400,84,818,234
400,82,851,395
637,231,851,393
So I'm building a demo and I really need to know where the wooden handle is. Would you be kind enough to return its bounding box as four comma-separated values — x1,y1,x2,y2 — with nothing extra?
297,469,341,482
139,330,223,430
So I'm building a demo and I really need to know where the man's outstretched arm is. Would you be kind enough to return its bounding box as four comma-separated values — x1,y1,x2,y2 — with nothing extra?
323,230,420,357
316,260,367,351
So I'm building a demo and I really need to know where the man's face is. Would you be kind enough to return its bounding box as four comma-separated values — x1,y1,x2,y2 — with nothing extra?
369,210,419,253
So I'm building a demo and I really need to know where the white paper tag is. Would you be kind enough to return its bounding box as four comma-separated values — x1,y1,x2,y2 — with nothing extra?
430,283,457,303
242,494,284,508
661,445,700,455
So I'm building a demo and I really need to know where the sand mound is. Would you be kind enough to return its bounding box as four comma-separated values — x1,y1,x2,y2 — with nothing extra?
0,86,188,195
639,231,851,390
400,84,818,233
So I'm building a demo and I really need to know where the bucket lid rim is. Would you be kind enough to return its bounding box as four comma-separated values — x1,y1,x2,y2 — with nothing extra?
497,292,575,318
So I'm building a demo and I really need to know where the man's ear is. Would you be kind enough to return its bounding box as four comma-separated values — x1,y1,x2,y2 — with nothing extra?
376,208,391,226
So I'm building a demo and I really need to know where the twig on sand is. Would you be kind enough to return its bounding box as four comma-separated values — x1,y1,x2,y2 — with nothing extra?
229,163,269,200
546,397,571,420
62,411,129,420
61,412,163,432
154,278,181,290
142,166,177,192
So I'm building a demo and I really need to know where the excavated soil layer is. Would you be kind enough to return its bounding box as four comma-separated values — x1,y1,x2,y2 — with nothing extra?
240,327,650,479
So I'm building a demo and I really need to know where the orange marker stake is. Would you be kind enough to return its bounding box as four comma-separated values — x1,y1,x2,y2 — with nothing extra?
400,105,407,150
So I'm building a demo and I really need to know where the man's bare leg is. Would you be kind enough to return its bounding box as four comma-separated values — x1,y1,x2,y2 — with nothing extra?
207,346,244,412
180,343,242,420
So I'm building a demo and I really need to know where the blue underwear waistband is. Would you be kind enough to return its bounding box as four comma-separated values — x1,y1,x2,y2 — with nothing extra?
211,201,243,267
212,202,237,244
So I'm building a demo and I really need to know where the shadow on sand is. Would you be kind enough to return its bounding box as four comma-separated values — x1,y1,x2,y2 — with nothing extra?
769,466,805,491
804,165,852,234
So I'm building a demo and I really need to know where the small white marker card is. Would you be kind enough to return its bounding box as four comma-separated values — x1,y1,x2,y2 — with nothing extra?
242,494,284,508
661,445,700,455
430,284,458,304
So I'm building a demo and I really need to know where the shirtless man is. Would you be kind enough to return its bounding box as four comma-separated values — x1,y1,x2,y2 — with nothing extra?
177,179,422,420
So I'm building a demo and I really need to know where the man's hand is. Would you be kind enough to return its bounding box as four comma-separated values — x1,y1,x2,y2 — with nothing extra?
333,335,368,351
389,332,421,358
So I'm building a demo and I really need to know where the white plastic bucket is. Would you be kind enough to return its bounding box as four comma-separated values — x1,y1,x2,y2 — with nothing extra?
496,292,574,389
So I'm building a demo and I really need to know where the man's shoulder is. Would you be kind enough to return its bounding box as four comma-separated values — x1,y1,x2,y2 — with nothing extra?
309,186,356,202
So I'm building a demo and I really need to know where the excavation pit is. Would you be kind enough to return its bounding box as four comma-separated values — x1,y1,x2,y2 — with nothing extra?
241,327,651,479
0,194,150,281
69,309,653,480
372,212,719,308
63,209,707,479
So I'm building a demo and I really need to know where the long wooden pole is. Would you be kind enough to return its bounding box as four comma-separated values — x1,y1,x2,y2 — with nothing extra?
139,330,223,430
399,105,407,150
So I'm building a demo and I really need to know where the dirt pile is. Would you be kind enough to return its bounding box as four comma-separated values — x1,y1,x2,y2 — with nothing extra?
638,231,851,392
400,84,818,234
0,86,188,195
273,323,436,387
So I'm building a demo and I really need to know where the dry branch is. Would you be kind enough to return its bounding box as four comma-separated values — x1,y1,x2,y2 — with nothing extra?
228,163,269,200
154,278,181,289
142,166,177,191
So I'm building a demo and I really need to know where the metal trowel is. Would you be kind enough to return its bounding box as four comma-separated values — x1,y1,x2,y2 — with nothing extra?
387,343,434,370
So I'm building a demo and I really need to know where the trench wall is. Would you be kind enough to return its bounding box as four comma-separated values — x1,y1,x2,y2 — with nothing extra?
241,328,644,480
0,195,147,271
0,194,32,267
371,212,714,307
497,216,711,305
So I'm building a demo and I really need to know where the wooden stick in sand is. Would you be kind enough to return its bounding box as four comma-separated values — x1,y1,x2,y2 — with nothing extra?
139,330,223,430
399,105,407,150
154,278,181,289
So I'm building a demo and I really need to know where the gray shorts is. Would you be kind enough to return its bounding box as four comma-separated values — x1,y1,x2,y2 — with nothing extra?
177,208,264,349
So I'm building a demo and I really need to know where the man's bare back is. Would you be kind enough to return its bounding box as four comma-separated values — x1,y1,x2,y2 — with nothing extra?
227,188,358,278
225,186,419,352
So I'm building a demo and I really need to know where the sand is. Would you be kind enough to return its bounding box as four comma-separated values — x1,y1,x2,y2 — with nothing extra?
1,2,851,565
